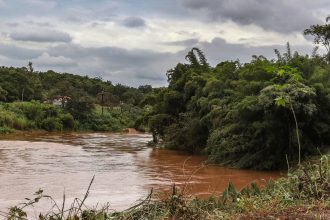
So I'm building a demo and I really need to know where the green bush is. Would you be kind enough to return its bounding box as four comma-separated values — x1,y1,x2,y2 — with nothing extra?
0,126,13,134
0,110,15,127
12,117,28,130
0,99,144,133
41,117,63,131
9,101,45,122
60,113,76,130
80,113,122,131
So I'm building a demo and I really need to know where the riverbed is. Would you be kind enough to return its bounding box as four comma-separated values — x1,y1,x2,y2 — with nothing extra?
0,132,281,213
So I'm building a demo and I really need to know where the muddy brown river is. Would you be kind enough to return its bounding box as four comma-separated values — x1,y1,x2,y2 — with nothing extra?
0,132,282,213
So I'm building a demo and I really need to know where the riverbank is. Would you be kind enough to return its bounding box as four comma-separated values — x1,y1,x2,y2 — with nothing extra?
0,101,144,135
0,128,144,139
3,154,329,219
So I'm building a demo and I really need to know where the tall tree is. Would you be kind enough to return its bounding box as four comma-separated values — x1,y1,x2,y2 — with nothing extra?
304,16,330,62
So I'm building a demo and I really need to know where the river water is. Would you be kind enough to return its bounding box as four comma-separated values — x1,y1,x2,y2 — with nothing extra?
0,132,281,213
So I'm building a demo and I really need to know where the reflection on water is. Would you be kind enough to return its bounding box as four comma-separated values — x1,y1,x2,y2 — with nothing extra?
0,133,282,212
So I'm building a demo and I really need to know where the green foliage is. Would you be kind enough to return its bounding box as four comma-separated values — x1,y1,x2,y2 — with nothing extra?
60,113,76,130
0,66,153,133
41,117,63,131
79,112,122,132
65,92,95,120
145,45,330,169
0,86,8,101
0,66,152,107
304,17,330,62
0,101,144,133
148,113,172,143
0,126,13,134
0,102,68,131
0,109,28,130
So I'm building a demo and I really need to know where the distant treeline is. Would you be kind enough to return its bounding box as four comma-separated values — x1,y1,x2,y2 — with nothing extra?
0,66,152,105
138,18,330,170
0,67,154,133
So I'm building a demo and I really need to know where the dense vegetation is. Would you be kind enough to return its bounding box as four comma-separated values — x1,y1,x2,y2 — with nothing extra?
139,18,330,170
0,101,146,133
0,64,151,105
0,66,152,133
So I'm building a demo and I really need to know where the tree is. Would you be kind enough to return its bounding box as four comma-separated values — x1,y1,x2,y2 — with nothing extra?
138,85,152,94
185,47,210,70
65,92,94,120
304,17,330,62
96,91,119,113
267,65,316,166
28,61,34,73
148,114,172,143
0,86,7,101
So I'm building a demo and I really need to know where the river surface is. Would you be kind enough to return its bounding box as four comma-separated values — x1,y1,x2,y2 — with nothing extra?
0,132,282,213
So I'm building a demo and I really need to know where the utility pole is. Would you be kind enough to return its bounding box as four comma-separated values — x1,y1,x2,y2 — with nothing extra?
21,88,24,102
101,90,104,116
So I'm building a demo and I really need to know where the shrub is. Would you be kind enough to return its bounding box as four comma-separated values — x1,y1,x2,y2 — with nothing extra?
12,117,28,130
0,110,15,127
41,117,63,131
80,113,122,131
0,126,12,134
60,113,76,130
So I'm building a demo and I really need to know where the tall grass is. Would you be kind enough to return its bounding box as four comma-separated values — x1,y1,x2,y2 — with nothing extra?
0,110,28,130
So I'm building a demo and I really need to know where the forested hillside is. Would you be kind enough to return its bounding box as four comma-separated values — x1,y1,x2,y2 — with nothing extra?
0,66,151,105
0,67,153,133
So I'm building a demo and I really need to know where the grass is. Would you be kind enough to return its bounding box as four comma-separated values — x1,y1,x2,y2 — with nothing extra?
2,155,330,219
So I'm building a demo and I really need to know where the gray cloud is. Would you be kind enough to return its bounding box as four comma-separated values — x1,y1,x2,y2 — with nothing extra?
180,0,323,33
45,39,314,86
5,22,19,27
10,29,72,43
0,43,41,60
0,0,325,88
122,16,146,28
31,52,77,68
22,0,57,10
0,0,5,7
164,38,199,47
0,37,317,87
25,21,54,27
196,38,314,65
41,43,180,86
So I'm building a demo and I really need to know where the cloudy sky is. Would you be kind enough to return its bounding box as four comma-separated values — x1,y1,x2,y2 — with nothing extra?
0,0,329,86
